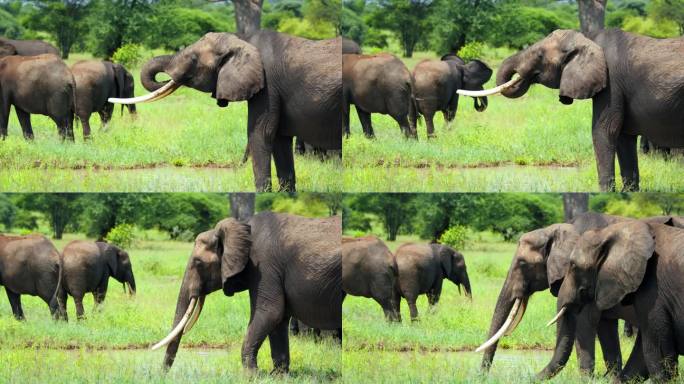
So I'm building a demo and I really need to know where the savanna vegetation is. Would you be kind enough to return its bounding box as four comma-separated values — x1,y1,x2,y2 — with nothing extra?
342,0,684,192
0,192,342,383
0,0,342,192
342,192,684,383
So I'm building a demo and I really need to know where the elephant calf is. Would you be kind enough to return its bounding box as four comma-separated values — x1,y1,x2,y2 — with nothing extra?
71,60,136,139
0,234,67,320
62,241,136,319
412,55,492,137
343,53,417,138
395,243,471,320
342,235,401,321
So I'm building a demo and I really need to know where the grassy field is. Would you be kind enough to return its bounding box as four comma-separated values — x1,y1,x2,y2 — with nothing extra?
0,234,341,383
342,50,684,192
0,53,342,192
342,233,683,383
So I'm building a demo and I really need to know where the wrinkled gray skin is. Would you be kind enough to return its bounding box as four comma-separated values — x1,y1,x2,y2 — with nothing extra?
162,212,343,373
342,38,361,54
61,241,136,320
0,38,59,57
557,221,684,382
342,236,401,322
343,53,417,138
0,234,67,320
412,55,492,137
395,243,471,320
71,60,136,139
497,29,684,192
482,212,684,379
0,54,75,140
140,31,342,192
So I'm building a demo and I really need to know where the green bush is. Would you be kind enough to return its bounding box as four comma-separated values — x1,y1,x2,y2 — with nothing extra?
112,44,143,69
105,223,136,249
457,41,485,61
439,225,468,250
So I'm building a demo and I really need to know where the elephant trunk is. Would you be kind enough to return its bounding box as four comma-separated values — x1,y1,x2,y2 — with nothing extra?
473,96,488,112
141,55,174,92
462,270,472,299
127,273,137,296
162,288,190,370
535,304,576,379
496,54,532,98
479,280,522,370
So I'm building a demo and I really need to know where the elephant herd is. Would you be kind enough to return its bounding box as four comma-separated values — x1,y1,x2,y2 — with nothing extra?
0,37,136,141
0,234,135,321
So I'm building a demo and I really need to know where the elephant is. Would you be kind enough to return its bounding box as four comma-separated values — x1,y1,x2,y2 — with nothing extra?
342,38,361,54
342,235,401,322
289,317,342,342
61,241,136,320
0,40,17,57
412,55,492,137
553,221,684,382
479,29,684,192
0,234,67,320
0,37,59,57
0,54,75,140
71,60,136,139
110,31,342,192
343,53,417,138
479,212,684,379
152,212,343,373
394,243,471,320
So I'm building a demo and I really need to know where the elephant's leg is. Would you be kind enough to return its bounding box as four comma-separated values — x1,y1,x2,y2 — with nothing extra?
241,297,285,371
445,95,459,129
406,295,419,321
616,133,639,191
591,95,622,191
424,112,436,138
268,317,290,374
356,108,374,139
0,101,9,139
5,289,25,320
94,280,109,310
374,297,399,322
597,317,622,375
335,328,342,344
640,325,673,382
247,93,279,192
624,320,636,337
294,137,305,155
272,135,295,192
15,107,34,140
393,114,415,139
343,102,351,137
289,317,299,335
80,115,92,140
100,104,113,129
620,332,649,382
74,295,86,320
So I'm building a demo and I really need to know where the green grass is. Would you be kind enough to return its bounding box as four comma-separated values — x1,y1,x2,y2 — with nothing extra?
342,233,683,383
0,234,340,383
0,53,342,192
342,51,684,192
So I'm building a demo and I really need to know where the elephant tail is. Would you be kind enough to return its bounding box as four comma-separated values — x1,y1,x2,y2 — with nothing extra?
52,254,64,309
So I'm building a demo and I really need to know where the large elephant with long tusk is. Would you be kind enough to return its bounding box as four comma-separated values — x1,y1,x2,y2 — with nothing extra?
460,29,684,192
109,30,342,192
153,212,343,373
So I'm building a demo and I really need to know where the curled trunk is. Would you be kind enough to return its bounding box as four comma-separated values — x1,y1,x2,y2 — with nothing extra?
141,55,174,92
496,55,531,98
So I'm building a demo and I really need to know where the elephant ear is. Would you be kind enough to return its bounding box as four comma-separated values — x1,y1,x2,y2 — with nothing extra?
214,218,252,296
97,242,118,276
559,31,607,102
545,224,580,296
463,60,493,88
432,244,454,278
110,63,126,99
215,34,265,105
594,221,655,311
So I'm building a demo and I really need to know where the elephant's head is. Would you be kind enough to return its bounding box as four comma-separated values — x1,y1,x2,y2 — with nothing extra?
0,41,17,57
432,244,472,298
550,221,654,325
479,223,579,369
495,30,607,104
115,33,264,108
97,242,136,296
111,63,137,115
153,218,252,370
462,60,492,112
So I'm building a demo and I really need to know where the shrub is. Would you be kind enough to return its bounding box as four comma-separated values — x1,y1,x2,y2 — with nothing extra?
112,44,143,69
105,223,136,249
457,41,485,62
439,225,468,250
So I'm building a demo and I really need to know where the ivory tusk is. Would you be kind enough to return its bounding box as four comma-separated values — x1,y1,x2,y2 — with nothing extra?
151,297,197,351
546,306,567,327
457,75,521,97
504,298,527,336
475,298,521,353
183,296,204,334
109,80,180,104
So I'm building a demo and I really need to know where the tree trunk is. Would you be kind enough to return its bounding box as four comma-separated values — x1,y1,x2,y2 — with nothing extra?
577,0,607,35
563,193,589,223
232,0,263,35
229,193,255,222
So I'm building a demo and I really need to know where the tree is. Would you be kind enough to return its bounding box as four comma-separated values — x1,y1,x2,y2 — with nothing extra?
578,0,607,35
233,0,263,34
88,0,154,58
229,193,255,221
650,0,684,35
142,194,227,240
0,194,17,231
78,194,146,240
16,194,82,239
347,194,417,241
368,0,436,57
24,0,92,58
429,0,496,54
562,193,589,222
